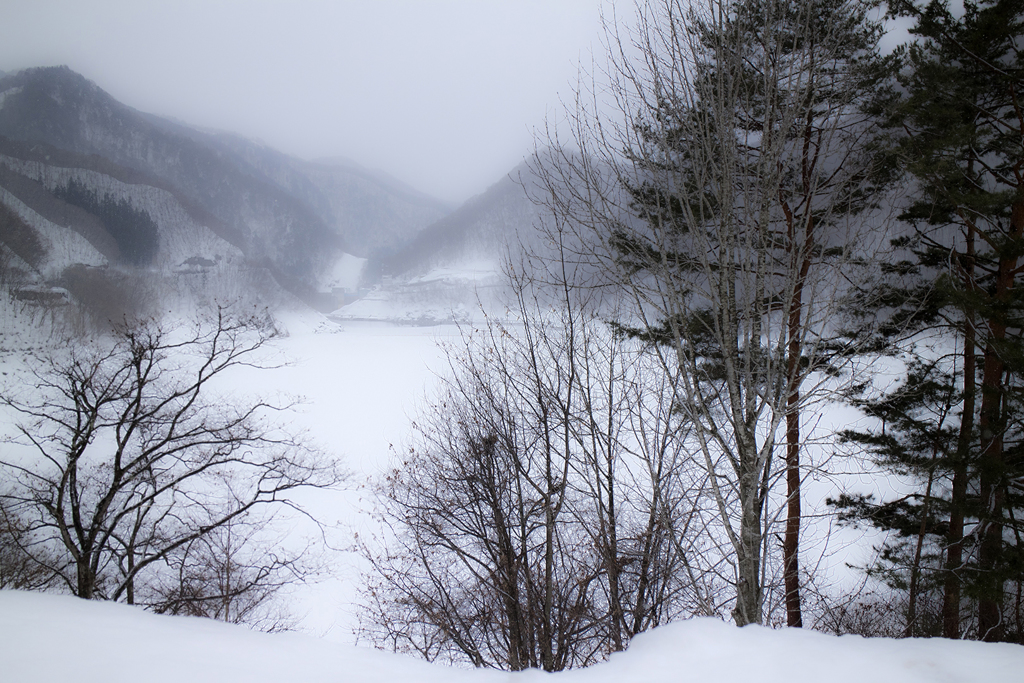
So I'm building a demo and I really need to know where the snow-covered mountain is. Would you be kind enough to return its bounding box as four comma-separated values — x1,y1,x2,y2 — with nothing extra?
384,161,537,275
0,66,450,319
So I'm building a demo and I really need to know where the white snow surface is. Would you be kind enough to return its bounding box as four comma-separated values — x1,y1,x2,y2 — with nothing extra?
1,589,1020,683
3,308,1022,682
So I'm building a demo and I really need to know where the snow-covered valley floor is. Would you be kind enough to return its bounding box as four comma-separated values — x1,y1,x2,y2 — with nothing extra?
0,311,462,642
2,311,1023,682
171,314,466,640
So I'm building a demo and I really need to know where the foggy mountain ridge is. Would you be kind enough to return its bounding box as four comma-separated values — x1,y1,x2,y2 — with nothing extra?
330,161,549,324
0,66,461,318
383,160,539,276
0,65,553,328
194,132,452,259
310,155,455,213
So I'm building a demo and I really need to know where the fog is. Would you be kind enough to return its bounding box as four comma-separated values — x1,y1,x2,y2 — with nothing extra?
0,0,612,205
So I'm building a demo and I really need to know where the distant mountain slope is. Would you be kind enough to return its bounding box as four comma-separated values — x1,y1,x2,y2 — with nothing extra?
332,162,544,324
0,66,451,316
383,161,538,276
192,134,451,259
0,66,334,286
0,135,265,328
291,156,452,258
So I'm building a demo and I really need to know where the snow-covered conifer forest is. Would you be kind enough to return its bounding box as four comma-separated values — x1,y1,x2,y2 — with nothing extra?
1,0,1023,681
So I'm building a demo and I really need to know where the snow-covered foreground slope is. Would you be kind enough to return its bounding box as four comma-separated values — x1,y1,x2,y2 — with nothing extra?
2,590,1021,683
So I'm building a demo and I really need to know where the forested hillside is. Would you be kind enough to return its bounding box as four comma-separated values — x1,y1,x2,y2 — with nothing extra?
0,66,451,326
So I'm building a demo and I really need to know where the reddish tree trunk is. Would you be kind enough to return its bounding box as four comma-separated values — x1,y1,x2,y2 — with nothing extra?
783,222,811,629
975,202,1023,641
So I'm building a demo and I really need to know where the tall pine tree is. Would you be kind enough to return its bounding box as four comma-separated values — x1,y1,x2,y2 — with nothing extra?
539,0,895,626
838,0,1024,641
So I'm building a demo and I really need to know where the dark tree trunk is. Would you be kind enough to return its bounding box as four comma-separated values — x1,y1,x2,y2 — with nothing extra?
943,438,969,638
906,461,937,637
977,342,1006,641
943,227,975,639
783,208,811,629
975,202,1023,641
76,561,96,600
784,363,803,628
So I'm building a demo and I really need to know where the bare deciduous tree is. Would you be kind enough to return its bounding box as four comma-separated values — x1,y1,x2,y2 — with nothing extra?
0,497,58,590
360,250,706,669
146,513,317,632
533,0,892,626
0,307,343,605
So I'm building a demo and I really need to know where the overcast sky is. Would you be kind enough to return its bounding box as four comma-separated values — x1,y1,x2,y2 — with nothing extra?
0,1,621,204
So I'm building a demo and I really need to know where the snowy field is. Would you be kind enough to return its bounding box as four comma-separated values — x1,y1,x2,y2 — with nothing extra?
226,311,884,641
2,589,1021,683
189,313,467,640
2,307,1022,682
